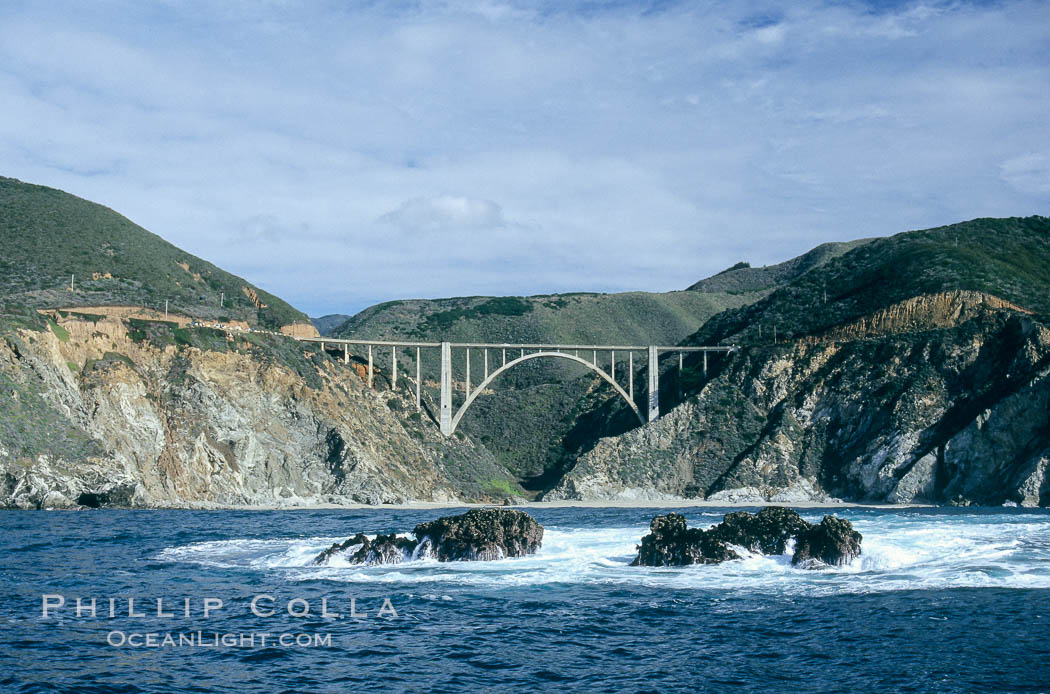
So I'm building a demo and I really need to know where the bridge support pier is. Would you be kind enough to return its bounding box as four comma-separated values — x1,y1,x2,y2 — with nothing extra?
647,345,659,422
629,352,634,402
367,345,374,389
343,344,348,364
440,341,452,436
678,352,683,400
415,347,421,410
391,346,397,391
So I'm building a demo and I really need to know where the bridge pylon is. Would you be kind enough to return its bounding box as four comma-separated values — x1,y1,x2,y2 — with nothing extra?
647,345,660,422
440,341,452,436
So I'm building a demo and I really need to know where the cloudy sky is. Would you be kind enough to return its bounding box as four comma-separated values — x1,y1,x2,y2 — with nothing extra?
2,1,1048,316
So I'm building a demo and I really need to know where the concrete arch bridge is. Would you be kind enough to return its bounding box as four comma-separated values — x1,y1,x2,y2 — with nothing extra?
298,338,735,437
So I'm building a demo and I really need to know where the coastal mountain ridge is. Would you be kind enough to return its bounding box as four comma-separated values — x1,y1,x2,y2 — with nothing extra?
685,238,875,294
1,173,1048,507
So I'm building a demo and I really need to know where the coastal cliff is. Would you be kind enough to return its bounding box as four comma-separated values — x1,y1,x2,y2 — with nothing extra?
547,216,1050,506
548,306,1050,505
0,312,516,508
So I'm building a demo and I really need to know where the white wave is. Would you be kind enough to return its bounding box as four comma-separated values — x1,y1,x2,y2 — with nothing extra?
154,512,1050,595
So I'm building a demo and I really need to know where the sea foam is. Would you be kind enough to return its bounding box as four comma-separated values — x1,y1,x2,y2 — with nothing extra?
154,512,1050,596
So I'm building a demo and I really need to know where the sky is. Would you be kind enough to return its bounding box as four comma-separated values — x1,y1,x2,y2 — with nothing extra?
1,0,1048,317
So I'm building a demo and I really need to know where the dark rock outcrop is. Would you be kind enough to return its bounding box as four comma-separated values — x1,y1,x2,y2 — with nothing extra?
313,508,544,565
790,515,863,567
413,508,544,561
708,507,812,555
631,507,861,568
631,513,739,566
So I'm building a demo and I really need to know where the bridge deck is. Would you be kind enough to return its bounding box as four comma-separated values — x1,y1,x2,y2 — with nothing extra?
298,337,734,352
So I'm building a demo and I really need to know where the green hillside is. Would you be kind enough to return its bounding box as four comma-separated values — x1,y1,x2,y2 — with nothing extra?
690,216,1050,346
687,239,874,293
337,290,756,344
0,176,308,329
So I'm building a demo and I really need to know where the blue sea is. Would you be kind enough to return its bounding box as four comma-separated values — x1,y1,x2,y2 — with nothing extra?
3,506,1050,693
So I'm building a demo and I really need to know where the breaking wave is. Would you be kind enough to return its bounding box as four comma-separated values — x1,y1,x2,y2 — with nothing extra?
154,511,1050,595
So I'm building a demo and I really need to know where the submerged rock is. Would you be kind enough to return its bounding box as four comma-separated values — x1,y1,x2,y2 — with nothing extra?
631,507,861,568
313,532,417,566
313,508,544,565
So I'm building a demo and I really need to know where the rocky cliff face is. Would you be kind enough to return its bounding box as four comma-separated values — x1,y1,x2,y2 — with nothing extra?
0,314,515,508
547,297,1050,506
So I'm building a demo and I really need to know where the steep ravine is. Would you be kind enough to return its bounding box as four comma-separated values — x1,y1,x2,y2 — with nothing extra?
547,298,1050,507
0,315,517,508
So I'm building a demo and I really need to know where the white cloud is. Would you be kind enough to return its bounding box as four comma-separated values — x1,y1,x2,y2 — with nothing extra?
1000,152,1050,195
0,0,1047,316
378,196,508,232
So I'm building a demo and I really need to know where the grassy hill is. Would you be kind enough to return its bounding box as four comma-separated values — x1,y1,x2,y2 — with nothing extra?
687,239,874,293
689,216,1050,347
0,176,308,329
336,290,757,344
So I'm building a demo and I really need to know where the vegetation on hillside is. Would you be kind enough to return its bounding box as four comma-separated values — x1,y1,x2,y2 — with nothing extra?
0,176,308,329
120,317,328,389
687,239,873,294
419,296,534,333
690,216,1050,347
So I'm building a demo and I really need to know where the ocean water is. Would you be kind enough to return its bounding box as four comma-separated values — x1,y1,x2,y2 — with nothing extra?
2,506,1049,692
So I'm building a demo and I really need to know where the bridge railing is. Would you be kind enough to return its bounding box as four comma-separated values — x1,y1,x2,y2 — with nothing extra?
299,337,733,352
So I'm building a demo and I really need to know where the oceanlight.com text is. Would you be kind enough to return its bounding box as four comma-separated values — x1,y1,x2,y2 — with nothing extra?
106,631,333,648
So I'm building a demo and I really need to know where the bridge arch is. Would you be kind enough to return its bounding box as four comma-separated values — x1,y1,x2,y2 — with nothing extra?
448,350,645,435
